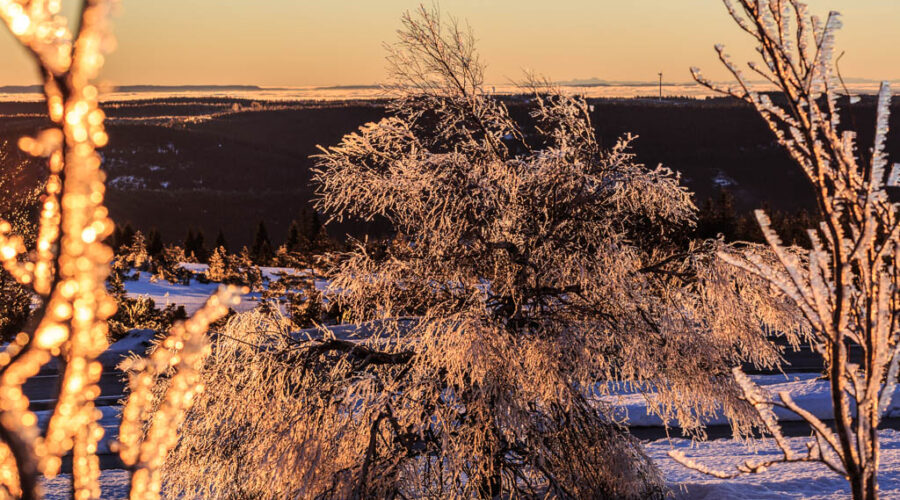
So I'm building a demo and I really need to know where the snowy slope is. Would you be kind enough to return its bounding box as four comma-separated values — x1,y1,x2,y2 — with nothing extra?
43,470,130,499
43,430,900,499
122,264,326,315
647,429,900,499
608,372,900,427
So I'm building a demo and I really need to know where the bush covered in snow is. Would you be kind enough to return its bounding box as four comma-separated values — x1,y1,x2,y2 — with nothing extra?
157,6,803,499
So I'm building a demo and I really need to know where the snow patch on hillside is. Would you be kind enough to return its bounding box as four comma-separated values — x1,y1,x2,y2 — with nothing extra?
608,372,900,427
647,429,900,499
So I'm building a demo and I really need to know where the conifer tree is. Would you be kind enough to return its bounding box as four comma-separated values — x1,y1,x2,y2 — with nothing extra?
297,207,322,249
205,247,227,283
214,229,228,253
250,221,273,265
193,230,208,263
183,228,195,259
109,225,123,252
696,189,739,240
238,246,263,290
284,221,301,252
119,223,136,251
124,231,149,270
146,228,163,257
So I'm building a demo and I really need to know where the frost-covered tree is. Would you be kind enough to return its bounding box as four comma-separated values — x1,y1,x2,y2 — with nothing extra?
0,144,41,342
0,2,241,498
205,246,228,282
250,220,273,265
669,2,900,499
122,230,149,269
159,6,800,499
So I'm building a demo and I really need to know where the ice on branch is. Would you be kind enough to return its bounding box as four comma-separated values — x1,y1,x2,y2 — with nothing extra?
678,2,900,499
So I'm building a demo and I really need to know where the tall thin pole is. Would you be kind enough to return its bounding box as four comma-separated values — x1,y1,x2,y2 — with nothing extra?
658,72,663,100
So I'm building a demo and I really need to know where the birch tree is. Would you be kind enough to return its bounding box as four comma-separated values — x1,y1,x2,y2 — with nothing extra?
669,2,900,499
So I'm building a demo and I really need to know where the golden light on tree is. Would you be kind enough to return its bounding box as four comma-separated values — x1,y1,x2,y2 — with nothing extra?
0,1,242,498
670,1,900,499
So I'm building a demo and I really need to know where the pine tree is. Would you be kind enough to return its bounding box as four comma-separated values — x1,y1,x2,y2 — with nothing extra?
109,224,123,252
183,228,208,263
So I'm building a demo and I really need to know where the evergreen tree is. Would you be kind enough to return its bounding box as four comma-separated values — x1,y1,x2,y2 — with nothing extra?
108,224,123,252
214,229,228,253
124,231,149,269
183,228,196,259
205,246,227,282
297,207,323,249
183,228,209,262
146,228,164,257
696,189,738,240
285,221,301,252
250,221,273,265
238,246,263,289
119,223,136,251
194,230,208,263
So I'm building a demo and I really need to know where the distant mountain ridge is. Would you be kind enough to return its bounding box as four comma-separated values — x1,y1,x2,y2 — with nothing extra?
0,84,271,94
1,79,897,95
557,76,900,87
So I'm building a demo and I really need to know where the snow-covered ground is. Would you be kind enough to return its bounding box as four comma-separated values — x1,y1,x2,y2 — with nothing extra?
647,430,900,499
44,431,900,499
608,372,900,427
108,272,900,497
43,470,130,499
122,264,326,315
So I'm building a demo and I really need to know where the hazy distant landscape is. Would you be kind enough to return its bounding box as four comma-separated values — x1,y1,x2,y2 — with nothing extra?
4,90,897,247
3,1,900,498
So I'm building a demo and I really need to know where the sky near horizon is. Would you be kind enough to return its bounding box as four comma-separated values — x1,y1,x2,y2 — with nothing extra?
0,1,896,87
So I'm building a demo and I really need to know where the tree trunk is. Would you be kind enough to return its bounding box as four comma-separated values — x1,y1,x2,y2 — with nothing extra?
850,463,878,500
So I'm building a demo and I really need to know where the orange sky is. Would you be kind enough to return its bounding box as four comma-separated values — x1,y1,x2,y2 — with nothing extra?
0,1,896,87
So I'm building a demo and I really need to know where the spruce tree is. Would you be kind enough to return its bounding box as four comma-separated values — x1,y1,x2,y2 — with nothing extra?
109,224,123,252
146,228,164,257
251,221,273,265
119,223,136,251
214,229,228,253
183,228,196,259
125,231,149,269
194,230,208,263
285,221,301,252
297,207,323,249
205,246,227,282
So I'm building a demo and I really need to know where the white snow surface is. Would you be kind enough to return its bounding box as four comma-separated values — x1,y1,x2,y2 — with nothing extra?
42,470,130,499
40,430,900,499
647,429,900,499
608,372,900,427
102,272,900,497
122,264,325,315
